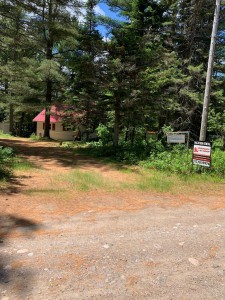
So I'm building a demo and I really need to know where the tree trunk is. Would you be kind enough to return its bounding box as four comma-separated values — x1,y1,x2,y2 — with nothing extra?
113,100,120,147
18,112,25,136
125,126,129,142
43,0,53,139
44,106,51,138
131,126,136,146
85,100,90,141
9,103,14,134
43,75,52,138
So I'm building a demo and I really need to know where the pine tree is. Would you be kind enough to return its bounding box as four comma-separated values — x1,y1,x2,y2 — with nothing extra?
67,0,105,140
18,0,79,138
0,1,31,133
164,0,216,135
104,0,169,145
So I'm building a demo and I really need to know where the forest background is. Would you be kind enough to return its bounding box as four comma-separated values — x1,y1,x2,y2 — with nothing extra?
1,0,225,176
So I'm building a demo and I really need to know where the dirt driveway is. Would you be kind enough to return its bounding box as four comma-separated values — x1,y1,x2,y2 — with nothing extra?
1,138,225,300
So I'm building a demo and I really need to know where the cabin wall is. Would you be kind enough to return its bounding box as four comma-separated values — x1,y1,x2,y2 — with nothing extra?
36,121,74,141
36,122,44,137
35,121,97,141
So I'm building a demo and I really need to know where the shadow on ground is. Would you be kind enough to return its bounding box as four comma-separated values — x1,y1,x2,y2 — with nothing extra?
0,214,41,298
0,176,28,195
0,138,116,171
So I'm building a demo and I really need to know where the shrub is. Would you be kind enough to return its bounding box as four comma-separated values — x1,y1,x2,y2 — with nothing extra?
141,144,225,177
96,124,112,146
30,132,39,140
0,146,14,179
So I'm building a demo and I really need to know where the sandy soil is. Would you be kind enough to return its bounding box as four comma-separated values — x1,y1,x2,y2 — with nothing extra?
1,138,225,300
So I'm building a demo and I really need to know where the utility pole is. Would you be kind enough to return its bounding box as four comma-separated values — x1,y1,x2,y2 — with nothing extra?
199,0,221,142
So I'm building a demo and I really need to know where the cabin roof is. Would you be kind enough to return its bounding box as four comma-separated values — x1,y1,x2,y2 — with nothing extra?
33,105,80,123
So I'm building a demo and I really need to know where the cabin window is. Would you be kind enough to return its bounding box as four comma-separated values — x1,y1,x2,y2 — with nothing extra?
52,124,55,131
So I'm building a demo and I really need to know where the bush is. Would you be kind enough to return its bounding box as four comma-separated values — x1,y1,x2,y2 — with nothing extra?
75,137,225,177
96,124,112,146
141,144,225,177
75,138,166,164
0,130,12,138
211,149,225,176
30,132,39,140
0,146,14,179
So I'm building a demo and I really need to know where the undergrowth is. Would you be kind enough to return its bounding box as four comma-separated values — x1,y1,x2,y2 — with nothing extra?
70,139,225,178
140,145,225,177
0,146,14,179
0,130,13,139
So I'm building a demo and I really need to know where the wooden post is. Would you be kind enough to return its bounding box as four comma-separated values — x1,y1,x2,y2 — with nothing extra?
199,0,221,142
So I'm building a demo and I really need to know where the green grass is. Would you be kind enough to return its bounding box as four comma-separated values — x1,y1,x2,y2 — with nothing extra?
12,157,38,171
0,131,13,139
24,188,66,195
135,171,175,192
55,168,176,193
61,141,86,149
55,169,113,192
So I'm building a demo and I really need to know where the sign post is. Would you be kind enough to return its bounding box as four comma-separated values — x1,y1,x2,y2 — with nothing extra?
192,141,212,167
167,131,190,148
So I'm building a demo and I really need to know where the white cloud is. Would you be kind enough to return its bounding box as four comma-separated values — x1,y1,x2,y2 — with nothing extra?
102,36,111,42
77,2,106,23
94,5,106,16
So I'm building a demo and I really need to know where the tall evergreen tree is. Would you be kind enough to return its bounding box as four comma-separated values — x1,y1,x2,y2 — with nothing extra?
164,0,216,135
67,0,105,140
20,0,79,138
105,0,169,145
0,1,30,133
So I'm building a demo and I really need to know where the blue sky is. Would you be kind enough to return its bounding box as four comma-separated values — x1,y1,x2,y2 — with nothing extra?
79,1,125,37
95,2,124,37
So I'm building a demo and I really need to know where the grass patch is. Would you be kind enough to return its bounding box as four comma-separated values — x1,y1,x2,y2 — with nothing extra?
24,188,66,195
13,157,38,171
0,131,14,139
55,169,113,192
61,141,86,149
135,171,175,192
133,169,225,194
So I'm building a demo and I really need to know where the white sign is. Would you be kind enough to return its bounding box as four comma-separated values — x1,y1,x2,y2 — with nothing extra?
167,134,185,144
192,141,211,167
193,145,211,157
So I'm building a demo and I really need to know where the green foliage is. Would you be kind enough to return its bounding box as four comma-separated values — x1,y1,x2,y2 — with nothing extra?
212,138,223,149
141,145,225,177
96,124,112,145
0,0,225,145
208,108,225,136
0,130,13,138
29,132,43,140
75,138,164,164
37,60,65,82
141,145,193,174
211,149,225,176
76,138,225,177
0,146,14,179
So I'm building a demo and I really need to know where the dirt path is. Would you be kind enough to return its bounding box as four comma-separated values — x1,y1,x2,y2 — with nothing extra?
1,138,225,299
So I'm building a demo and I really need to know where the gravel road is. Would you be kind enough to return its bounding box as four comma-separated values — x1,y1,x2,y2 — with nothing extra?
1,138,225,300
